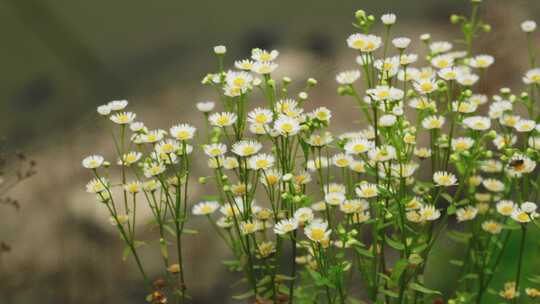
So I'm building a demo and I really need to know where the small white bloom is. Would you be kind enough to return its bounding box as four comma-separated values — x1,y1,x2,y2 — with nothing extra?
521,20,537,32
456,206,478,222
110,112,136,124
196,101,215,112
97,104,112,115
108,100,128,111
381,13,396,25
274,116,300,137
193,201,220,215
392,37,411,49
274,218,299,235
82,155,105,169
433,171,457,186
170,124,196,140
336,70,361,84
463,116,491,130
213,45,227,55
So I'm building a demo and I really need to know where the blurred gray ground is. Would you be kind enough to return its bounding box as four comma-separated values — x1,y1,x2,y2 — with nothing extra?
1,0,540,303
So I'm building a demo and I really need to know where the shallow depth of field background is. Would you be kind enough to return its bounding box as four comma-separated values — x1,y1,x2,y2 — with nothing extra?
2,0,540,303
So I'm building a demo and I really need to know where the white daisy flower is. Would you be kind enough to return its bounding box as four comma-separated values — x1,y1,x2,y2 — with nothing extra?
419,204,441,221
355,183,378,198
392,37,411,49
118,151,142,166
528,136,540,149
251,48,279,62
522,202,538,213
248,153,275,170
456,206,478,222
170,124,196,140
325,192,346,206
294,207,314,223
452,137,474,152
110,112,136,124
456,73,479,86
225,70,253,90
304,221,331,243
247,108,273,125
346,33,382,52
336,70,361,84
493,134,517,149
274,116,300,137
82,155,105,169
511,208,533,223
366,85,404,101
274,218,299,235
124,181,142,194
431,54,454,69
209,112,238,127
155,139,180,155
463,116,491,130
414,79,438,94
422,115,445,129
235,59,255,70
142,129,167,144
193,201,220,215
143,162,166,177
108,100,128,111
521,20,537,32
469,55,494,68
368,145,397,162
429,41,453,54
252,61,278,74
482,220,502,234
86,177,109,193
381,13,396,25
196,101,215,112
496,200,515,216
213,45,227,55
482,178,504,192
433,171,457,186
130,122,145,132
344,138,374,155
452,101,477,113
97,104,112,115
232,140,262,157
506,154,536,177
523,68,540,84
310,107,332,122
332,153,354,168
379,114,397,127
515,119,536,132
203,143,227,157
400,54,418,65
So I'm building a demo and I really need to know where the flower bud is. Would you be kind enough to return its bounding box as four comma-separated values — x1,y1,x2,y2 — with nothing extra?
355,10,366,20
213,45,226,55
307,78,318,87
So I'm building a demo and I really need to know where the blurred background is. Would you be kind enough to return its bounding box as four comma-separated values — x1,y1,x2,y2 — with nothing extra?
1,0,540,303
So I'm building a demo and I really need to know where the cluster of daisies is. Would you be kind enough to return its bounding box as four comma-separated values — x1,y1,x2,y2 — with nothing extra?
81,5,540,304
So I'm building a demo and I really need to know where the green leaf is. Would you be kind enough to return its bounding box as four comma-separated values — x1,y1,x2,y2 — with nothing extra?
355,247,375,258
446,230,472,243
442,193,454,204
410,282,441,295
182,228,199,235
232,290,255,300
385,237,405,251
390,259,409,287
380,289,399,298
122,246,132,262
446,204,457,215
